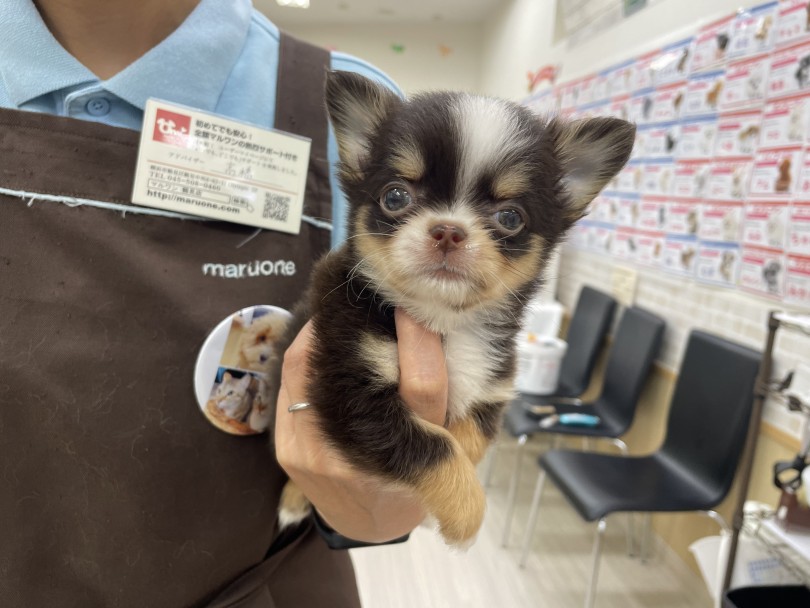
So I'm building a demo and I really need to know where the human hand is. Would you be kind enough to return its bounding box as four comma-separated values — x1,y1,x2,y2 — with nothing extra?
273,309,448,542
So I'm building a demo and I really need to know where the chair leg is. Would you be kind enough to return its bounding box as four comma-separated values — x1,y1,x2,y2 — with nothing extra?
482,440,498,488
585,518,607,608
699,509,731,534
519,469,547,568
610,437,636,557
626,513,635,557
604,438,634,556
640,512,652,563
609,438,629,455
501,434,528,547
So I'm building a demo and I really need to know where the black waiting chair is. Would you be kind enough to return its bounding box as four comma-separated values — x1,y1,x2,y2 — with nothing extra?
519,331,761,608
484,286,616,489
500,306,665,547
546,286,618,400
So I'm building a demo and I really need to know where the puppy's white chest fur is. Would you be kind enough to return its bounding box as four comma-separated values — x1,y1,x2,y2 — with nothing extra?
444,324,515,421
359,321,515,421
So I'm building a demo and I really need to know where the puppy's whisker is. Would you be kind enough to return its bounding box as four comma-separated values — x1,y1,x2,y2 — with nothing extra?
344,232,394,241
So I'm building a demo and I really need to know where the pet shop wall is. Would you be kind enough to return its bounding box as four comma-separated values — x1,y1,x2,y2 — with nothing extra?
272,21,484,93
481,0,747,100
483,0,810,435
480,0,809,578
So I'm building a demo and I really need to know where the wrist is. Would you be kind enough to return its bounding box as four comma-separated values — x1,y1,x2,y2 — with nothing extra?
312,508,410,549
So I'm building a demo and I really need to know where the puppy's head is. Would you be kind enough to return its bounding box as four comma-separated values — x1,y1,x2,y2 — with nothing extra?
238,314,286,370
325,71,634,328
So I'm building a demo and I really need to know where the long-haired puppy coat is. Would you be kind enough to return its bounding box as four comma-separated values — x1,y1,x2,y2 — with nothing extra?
271,71,635,546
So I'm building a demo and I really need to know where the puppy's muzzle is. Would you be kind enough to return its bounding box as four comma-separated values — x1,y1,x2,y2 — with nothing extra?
429,223,467,253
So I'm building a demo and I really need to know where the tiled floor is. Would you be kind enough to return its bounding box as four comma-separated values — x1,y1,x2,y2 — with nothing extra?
351,436,712,608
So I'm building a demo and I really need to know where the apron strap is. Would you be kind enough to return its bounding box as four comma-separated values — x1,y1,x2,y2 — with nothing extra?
276,31,333,225
203,34,336,608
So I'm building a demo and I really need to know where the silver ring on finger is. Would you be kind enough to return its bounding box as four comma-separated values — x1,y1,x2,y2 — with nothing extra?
287,402,311,413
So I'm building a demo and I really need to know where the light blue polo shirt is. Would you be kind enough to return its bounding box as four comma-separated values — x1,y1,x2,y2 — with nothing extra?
0,0,401,247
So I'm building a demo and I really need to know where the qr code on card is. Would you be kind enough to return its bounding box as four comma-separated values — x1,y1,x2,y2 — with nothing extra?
263,193,291,222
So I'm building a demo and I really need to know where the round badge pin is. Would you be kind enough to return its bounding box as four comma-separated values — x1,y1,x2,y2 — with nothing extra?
194,305,292,435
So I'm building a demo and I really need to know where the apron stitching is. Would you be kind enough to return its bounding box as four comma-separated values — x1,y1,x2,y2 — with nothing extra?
0,187,199,220
0,187,333,230
301,215,332,231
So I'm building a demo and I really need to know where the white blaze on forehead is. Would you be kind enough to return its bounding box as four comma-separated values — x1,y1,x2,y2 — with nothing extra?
453,96,530,196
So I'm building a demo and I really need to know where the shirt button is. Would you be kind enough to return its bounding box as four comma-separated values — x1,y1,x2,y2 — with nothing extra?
85,97,111,116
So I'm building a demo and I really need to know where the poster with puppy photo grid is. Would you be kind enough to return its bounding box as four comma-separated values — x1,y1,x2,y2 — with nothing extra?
742,200,790,249
677,116,719,159
682,71,725,116
786,253,810,306
789,201,810,254
610,227,637,261
690,15,735,74
715,110,763,156
761,93,810,146
697,241,742,286
719,52,771,109
774,0,810,48
529,0,810,309
727,2,779,60
739,245,787,298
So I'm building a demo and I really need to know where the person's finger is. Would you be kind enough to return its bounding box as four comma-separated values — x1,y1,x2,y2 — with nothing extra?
395,308,447,426
275,320,316,451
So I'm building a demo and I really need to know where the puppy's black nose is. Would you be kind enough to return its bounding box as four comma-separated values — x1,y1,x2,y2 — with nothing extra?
429,224,467,251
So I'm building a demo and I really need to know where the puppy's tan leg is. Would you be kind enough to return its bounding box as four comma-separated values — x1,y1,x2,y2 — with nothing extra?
447,416,490,465
412,422,486,546
278,480,312,529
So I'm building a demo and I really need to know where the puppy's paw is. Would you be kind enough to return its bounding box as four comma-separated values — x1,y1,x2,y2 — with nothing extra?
278,480,312,529
435,480,486,547
416,451,487,547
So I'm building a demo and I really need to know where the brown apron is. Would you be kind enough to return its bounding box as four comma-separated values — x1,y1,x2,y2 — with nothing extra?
0,34,361,608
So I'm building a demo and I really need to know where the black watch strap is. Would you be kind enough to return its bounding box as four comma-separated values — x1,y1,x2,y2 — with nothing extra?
311,510,410,550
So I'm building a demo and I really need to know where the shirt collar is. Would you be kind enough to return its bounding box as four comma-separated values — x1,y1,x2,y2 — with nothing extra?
1,0,97,106
1,0,252,112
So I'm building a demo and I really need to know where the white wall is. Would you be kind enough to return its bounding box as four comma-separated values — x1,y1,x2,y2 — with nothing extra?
277,22,484,94
480,0,748,100
480,0,808,440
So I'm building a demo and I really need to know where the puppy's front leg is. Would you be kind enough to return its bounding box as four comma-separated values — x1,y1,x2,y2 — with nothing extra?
446,405,503,466
406,419,486,546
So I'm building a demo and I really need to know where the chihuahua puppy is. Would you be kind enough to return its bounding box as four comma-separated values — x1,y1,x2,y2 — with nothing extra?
272,71,635,546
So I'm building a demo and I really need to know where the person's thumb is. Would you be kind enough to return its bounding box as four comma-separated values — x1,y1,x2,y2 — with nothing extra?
395,308,448,426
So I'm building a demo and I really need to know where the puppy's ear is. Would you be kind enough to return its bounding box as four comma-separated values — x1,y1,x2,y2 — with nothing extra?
548,117,636,220
325,71,400,177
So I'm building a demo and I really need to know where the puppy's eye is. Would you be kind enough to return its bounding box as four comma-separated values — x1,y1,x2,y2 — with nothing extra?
493,208,525,235
380,187,413,215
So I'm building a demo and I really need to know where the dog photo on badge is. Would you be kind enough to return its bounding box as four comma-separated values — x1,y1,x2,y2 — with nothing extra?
195,305,291,435
221,307,288,372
